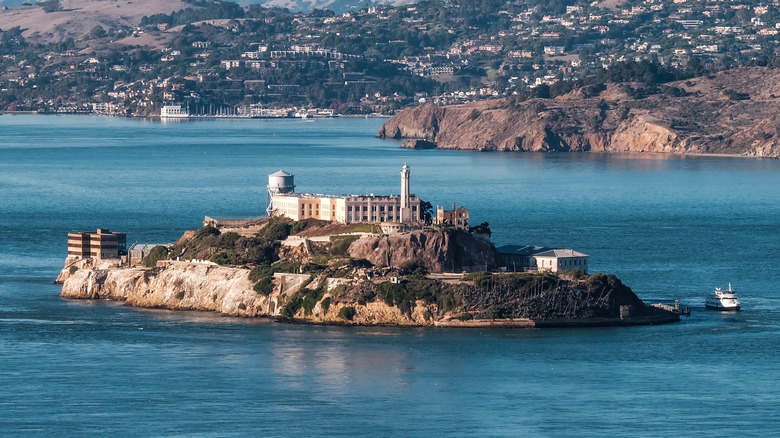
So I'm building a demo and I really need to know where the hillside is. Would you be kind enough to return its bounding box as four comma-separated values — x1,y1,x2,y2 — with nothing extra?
378,67,780,158
0,0,193,42
232,0,415,13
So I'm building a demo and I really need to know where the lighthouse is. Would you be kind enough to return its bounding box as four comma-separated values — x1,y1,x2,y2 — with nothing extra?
400,163,411,223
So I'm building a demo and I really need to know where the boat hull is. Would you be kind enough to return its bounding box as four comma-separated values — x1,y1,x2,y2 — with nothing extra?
705,302,741,311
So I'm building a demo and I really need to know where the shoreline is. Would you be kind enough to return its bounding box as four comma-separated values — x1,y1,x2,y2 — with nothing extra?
61,294,681,330
397,139,772,160
1,111,393,120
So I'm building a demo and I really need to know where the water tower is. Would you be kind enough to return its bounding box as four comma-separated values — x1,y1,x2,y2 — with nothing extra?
266,170,295,216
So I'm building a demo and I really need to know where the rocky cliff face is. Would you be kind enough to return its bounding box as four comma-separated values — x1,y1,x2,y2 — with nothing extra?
378,67,780,158
348,229,496,273
60,260,437,325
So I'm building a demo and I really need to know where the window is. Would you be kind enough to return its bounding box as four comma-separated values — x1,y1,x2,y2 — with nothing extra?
379,206,385,212
388,206,393,211
348,206,352,212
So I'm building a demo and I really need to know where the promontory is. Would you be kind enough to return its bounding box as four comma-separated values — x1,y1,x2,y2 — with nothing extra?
378,67,780,158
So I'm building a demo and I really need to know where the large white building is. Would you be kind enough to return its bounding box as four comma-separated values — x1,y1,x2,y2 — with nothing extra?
267,165,423,224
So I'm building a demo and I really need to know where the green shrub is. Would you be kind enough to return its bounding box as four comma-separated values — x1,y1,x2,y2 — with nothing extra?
330,284,346,297
258,218,292,241
303,263,327,274
290,219,309,234
329,235,359,257
254,277,274,295
175,291,185,300
377,281,404,307
272,261,301,273
143,268,159,283
217,232,240,248
195,225,219,241
321,297,331,313
69,265,78,275
301,287,325,315
464,271,492,287
210,250,240,265
249,265,273,282
338,306,356,321
283,293,304,318
143,245,169,268
399,258,428,276
457,312,474,321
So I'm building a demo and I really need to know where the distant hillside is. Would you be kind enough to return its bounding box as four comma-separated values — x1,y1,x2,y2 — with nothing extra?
0,0,418,15
378,67,780,158
0,0,194,42
230,0,416,14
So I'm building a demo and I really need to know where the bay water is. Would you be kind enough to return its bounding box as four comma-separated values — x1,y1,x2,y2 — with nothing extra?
1,115,779,436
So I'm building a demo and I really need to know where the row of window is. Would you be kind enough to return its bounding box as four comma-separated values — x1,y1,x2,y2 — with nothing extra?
348,215,397,222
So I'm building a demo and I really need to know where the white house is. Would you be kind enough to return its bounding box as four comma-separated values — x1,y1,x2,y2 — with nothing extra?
497,245,589,273
532,249,589,273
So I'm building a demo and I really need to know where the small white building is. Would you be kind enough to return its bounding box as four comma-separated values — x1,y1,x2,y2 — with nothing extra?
497,245,589,273
160,105,188,118
532,249,589,273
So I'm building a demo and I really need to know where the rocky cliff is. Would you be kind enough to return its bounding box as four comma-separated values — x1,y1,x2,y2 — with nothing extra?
378,67,780,158
347,229,497,273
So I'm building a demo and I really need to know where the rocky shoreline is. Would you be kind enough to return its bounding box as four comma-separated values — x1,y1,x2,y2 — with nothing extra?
378,67,780,158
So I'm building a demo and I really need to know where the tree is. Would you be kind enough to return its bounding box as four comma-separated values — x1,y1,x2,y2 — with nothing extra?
420,200,434,224
469,222,491,236
143,245,169,268
89,26,107,40
39,0,60,13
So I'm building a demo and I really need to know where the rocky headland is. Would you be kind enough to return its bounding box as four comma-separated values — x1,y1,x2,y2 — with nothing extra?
378,67,780,158
58,219,679,327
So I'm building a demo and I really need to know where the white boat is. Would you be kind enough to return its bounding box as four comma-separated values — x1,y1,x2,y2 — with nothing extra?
705,284,741,311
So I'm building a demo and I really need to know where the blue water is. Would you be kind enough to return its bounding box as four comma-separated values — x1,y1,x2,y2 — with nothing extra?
1,115,779,436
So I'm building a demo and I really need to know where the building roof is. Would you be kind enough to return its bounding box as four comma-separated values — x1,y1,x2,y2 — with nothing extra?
269,170,292,177
273,192,413,200
496,245,588,258
533,249,589,258
496,245,552,255
129,243,172,251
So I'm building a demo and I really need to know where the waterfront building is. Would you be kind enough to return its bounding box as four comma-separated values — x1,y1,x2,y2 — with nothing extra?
160,105,188,118
267,165,423,225
435,203,469,228
497,245,588,273
67,229,127,263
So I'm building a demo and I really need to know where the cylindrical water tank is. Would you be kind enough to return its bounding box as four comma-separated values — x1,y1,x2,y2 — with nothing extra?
268,170,295,193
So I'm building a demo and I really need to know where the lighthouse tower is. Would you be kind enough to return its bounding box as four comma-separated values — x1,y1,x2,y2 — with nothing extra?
400,164,411,223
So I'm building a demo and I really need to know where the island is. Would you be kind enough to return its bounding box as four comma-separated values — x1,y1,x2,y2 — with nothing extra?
56,167,680,328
